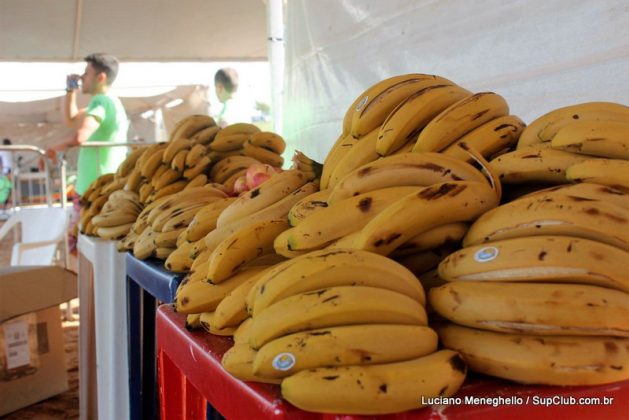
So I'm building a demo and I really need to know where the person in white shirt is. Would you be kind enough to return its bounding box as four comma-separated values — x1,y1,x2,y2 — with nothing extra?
214,68,252,127
0,138,13,175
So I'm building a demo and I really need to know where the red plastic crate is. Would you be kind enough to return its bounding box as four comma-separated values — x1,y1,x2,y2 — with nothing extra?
156,304,628,419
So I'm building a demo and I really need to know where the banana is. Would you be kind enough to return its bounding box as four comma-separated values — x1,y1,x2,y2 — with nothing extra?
204,182,318,252
219,123,260,137
327,127,380,188
281,350,466,415
517,102,629,149
516,182,629,211
320,134,358,190
250,248,425,316
438,323,629,386
209,156,259,182
133,228,158,260
249,132,286,154
207,149,246,162
287,186,423,251
551,120,629,160
350,74,454,139
124,165,144,193
207,219,289,283
189,247,211,273
185,144,207,168
287,188,330,226
328,152,487,204
191,125,220,145
154,247,175,260
163,138,193,164
217,170,308,227
176,229,187,247
91,211,138,228
174,266,268,314
253,325,438,379
185,197,237,242
210,133,250,152
116,146,147,178
489,146,592,184
233,318,253,344
566,158,629,191
221,343,281,384
273,229,311,258
198,312,237,336
243,142,284,167
183,156,210,180
443,115,525,163
392,222,469,257
184,174,207,190
140,147,166,178
463,194,629,251
439,236,629,293
429,281,629,336
117,229,138,252
138,183,153,203
154,228,185,248
413,92,510,153
213,267,272,329
222,169,247,192
96,223,134,240
170,149,188,172
170,115,216,141
355,181,499,256
249,286,427,349
185,313,203,330
324,231,361,250
148,180,187,201
378,84,471,155
159,203,210,233
101,176,128,195
152,168,181,190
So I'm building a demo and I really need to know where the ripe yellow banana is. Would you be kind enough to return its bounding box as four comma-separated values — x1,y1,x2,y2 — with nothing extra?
250,248,425,316
191,125,220,145
392,222,468,257
355,181,499,256
463,193,629,251
320,134,359,189
429,281,629,336
116,146,147,178
489,146,592,184
287,186,423,251
438,323,629,385
253,324,438,379
517,102,629,149
414,92,510,153
184,173,207,189
566,158,629,191
152,168,181,190
91,211,138,228
281,350,466,415
551,120,629,160
219,122,260,137
350,74,454,139
249,286,427,349
140,147,166,178
211,133,250,152
243,142,283,167
185,197,237,242
439,236,629,293
213,267,272,329
209,156,259,182
203,182,318,252
207,219,289,283
442,115,525,162
154,228,185,248
328,152,486,204
198,312,237,336
183,155,211,180
124,165,144,193
163,138,193,164
174,266,267,314
327,127,380,188
169,114,215,142
185,313,203,330
273,229,312,258
154,247,175,260
217,170,308,227
96,223,134,240
233,318,253,344
133,228,158,260
170,149,188,172
287,188,331,226
517,182,629,211
149,180,187,201
164,240,196,272
184,144,207,168
377,84,471,155
221,343,281,384
249,132,286,154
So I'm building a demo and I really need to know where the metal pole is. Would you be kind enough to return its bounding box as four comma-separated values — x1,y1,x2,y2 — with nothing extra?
267,0,285,135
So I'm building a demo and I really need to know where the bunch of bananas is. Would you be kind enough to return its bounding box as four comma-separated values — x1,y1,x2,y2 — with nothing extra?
207,249,463,415
490,102,629,190
429,182,629,386
91,190,141,240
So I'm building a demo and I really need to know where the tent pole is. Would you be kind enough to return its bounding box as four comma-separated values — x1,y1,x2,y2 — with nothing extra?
266,0,285,136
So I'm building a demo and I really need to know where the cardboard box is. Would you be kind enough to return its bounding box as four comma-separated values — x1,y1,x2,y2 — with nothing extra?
0,266,77,416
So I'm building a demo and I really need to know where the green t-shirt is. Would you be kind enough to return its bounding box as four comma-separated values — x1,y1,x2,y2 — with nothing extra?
0,175,12,203
76,93,128,195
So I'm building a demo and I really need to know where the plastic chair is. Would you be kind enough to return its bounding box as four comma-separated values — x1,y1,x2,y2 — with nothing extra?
0,207,69,266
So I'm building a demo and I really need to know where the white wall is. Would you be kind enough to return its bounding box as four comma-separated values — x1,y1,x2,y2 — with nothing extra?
283,0,629,162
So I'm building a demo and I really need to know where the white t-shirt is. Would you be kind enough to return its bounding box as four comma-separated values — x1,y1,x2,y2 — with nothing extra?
0,151,12,174
215,96,252,127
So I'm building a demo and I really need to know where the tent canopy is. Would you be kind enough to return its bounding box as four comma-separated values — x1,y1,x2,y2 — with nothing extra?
0,0,267,62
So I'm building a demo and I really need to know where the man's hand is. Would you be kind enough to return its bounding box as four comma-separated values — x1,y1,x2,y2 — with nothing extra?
66,74,81,91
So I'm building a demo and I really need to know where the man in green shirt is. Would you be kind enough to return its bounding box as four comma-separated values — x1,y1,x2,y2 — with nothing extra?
214,67,252,127
47,53,128,196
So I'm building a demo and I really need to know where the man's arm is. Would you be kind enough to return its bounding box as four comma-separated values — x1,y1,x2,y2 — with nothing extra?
46,115,99,159
63,90,87,129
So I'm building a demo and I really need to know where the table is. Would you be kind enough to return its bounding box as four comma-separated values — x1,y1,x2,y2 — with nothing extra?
156,304,629,419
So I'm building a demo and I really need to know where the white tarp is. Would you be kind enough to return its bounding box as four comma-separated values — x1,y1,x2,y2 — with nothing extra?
0,0,267,61
283,0,629,162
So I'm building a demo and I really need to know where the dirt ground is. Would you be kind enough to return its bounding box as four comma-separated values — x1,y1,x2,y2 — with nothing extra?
1,220,80,420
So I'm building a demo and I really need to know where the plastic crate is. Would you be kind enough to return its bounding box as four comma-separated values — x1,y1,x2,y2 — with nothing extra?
125,253,183,420
77,235,130,420
156,304,629,419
